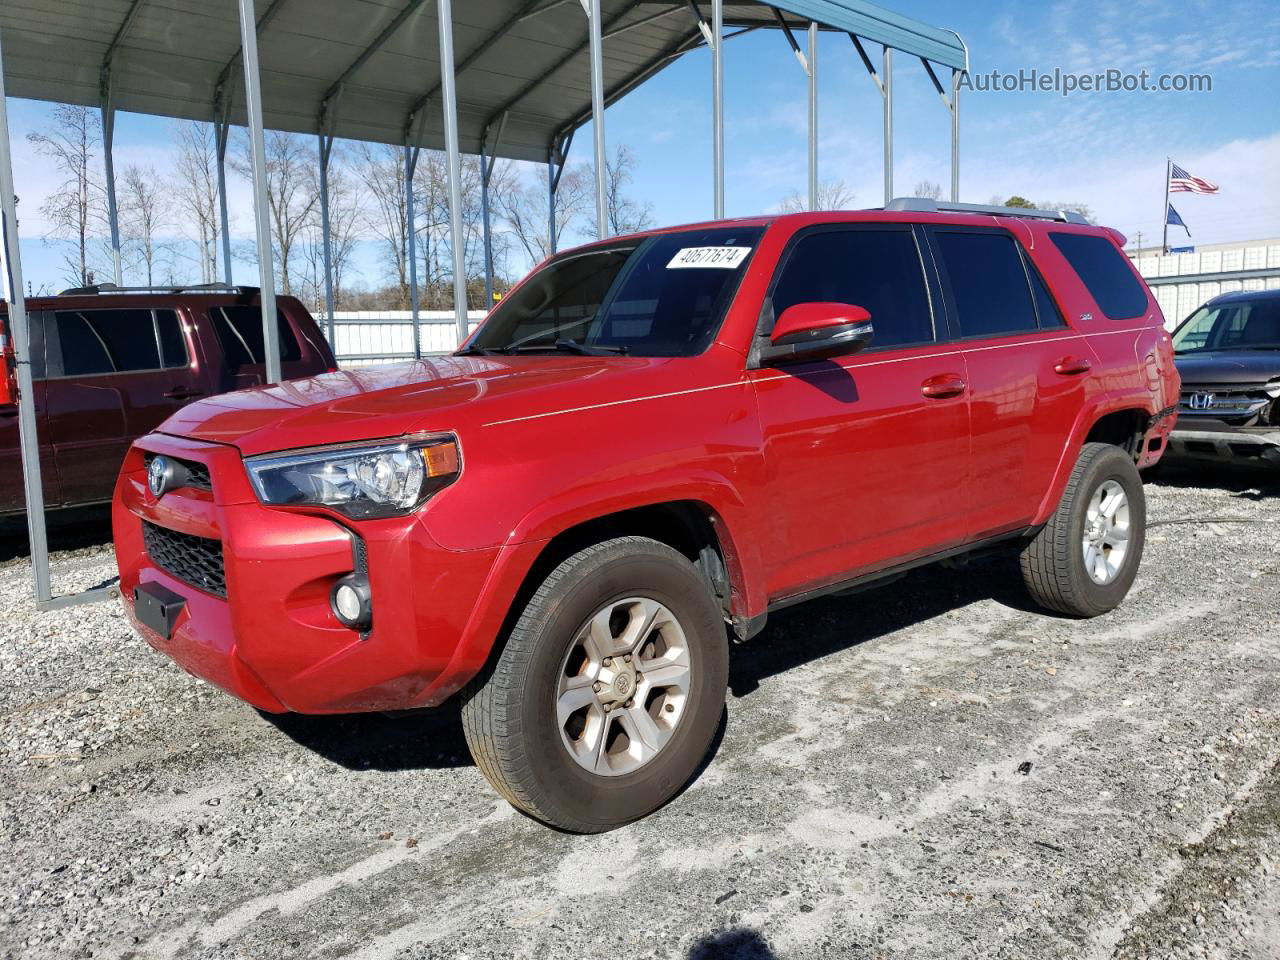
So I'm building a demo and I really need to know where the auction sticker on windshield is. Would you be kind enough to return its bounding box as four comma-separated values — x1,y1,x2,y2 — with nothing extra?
667,246,751,269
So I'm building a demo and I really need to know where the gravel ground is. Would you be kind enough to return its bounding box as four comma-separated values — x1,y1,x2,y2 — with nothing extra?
2,465,1279,960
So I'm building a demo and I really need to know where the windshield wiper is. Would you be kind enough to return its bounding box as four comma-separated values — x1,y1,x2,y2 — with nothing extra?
552,339,629,356
455,344,498,356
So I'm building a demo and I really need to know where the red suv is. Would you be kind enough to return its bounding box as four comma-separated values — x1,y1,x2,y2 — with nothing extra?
113,205,1179,832
1,286,334,516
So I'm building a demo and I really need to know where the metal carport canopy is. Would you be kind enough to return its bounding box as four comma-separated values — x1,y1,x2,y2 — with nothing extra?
0,0,967,163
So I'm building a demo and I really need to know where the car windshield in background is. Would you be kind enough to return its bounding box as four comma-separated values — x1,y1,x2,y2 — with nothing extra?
1173,297,1280,353
462,227,763,358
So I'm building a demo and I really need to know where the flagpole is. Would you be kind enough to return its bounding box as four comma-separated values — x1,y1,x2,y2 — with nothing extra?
1162,156,1171,254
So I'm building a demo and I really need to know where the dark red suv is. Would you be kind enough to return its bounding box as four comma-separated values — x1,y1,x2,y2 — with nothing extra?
113,204,1179,832
1,286,334,516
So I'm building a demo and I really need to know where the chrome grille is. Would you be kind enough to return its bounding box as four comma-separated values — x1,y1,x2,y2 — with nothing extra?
1178,384,1271,420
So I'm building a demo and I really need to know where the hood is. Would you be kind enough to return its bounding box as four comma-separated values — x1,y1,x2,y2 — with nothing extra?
160,355,664,455
1174,350,1280,387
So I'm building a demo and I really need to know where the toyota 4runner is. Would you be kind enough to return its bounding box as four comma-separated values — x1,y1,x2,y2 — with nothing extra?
113,201,1179,832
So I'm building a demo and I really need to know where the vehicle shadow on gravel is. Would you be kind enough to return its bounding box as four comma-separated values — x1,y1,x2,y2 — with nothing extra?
728,554,1034,698
1150,460,1280,499
688,928,777,959
0,504,115,561
261,702,475,771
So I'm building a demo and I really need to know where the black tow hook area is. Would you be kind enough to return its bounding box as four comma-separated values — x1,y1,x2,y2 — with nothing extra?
134,582,186,640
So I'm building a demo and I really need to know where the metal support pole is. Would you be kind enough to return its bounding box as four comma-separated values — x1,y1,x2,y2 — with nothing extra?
437,0,470,345
1162,156,1171,254
547,152,558,254
586,0,608,238
0,31,52,605
214,118,234,286
405,142,421,358
317,131,335,345
807,22,818,210
100,91,123,285
882,45,893,206
711,0,724,218
481,155,493,307
950,69,960,202
479,115,505,308
236,0,281,384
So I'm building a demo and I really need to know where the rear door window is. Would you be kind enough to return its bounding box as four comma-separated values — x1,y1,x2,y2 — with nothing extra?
210,305,301,366
155,310,189,368
52,308,182,376
1050,232,1149,320
931,230,1039,339
769,227,935,349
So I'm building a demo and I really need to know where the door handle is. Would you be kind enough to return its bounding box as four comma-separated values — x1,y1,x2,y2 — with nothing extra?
1054,356,1092,376
163,387,204,400
921,374,966,399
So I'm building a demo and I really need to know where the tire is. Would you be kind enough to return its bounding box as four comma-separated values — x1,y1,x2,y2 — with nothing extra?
1020,442,1146,618
461,536,729,832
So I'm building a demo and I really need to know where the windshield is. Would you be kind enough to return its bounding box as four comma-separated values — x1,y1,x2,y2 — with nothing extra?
1173,298,1280,353
463,227,762,358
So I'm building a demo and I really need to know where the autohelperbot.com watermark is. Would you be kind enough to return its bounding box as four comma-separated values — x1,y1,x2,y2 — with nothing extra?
960,67,1212,97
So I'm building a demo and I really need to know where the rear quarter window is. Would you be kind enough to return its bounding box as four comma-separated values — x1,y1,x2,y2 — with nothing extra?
210,305,301,367
1050,233,1149,320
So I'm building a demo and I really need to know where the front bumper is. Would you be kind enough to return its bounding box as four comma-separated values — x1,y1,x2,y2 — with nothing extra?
1168,422,1280,465
113,433,504,713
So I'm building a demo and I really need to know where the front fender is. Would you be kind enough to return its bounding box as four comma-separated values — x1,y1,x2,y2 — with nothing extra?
508,472,765,618
422,478,765,707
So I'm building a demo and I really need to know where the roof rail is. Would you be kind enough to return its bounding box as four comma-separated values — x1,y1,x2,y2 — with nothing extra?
56,282,262,296
886,197,1091,225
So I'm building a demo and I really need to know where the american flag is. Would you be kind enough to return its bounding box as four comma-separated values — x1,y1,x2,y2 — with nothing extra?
1169,162,1219,194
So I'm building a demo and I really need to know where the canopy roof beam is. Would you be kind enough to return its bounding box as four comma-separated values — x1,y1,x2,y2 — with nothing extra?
481,3,640,137
404,0,549,139
554,25,758,145
320,0,432,131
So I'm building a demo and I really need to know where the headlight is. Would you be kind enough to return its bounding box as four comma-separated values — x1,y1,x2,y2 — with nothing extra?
245,435,460,519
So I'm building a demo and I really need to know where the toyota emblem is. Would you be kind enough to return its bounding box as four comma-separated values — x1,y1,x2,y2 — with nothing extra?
148,456,171,497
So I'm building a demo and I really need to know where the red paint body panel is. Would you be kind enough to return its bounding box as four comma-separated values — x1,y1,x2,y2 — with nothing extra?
1,293,334,516
113,211,1178,715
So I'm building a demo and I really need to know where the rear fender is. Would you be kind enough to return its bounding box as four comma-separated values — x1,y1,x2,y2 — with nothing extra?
1033,392,1159,525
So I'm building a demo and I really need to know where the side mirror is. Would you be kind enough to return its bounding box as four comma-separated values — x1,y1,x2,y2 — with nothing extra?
762,302,874,364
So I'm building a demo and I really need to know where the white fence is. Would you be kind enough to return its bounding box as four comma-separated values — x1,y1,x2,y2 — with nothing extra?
321,310,487,366
1129,242,1280,328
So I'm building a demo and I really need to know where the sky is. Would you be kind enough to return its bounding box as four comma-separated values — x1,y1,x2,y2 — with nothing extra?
6,0,1280,295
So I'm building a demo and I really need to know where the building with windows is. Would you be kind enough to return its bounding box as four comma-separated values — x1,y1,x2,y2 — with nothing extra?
1128,238,1280,328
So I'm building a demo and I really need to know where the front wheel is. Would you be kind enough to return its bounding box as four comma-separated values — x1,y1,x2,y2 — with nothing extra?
461,537,729,832
1020,442,1146,617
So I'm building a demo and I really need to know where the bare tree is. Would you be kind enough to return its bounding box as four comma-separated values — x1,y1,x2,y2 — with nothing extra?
299,153,365,311
913,180,943,200
777,179,855,213
231,131,319,295
592,144,653,238
27,104,105,286
172,121,222,284
120,164,172,286
354,143,411,306
495,163,590,267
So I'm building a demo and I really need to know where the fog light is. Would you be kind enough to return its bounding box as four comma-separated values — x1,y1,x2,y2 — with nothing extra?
330,575,372,630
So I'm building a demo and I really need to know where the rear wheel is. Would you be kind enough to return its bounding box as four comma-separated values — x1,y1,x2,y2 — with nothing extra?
1020,442,1146,617
461,537,728,832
